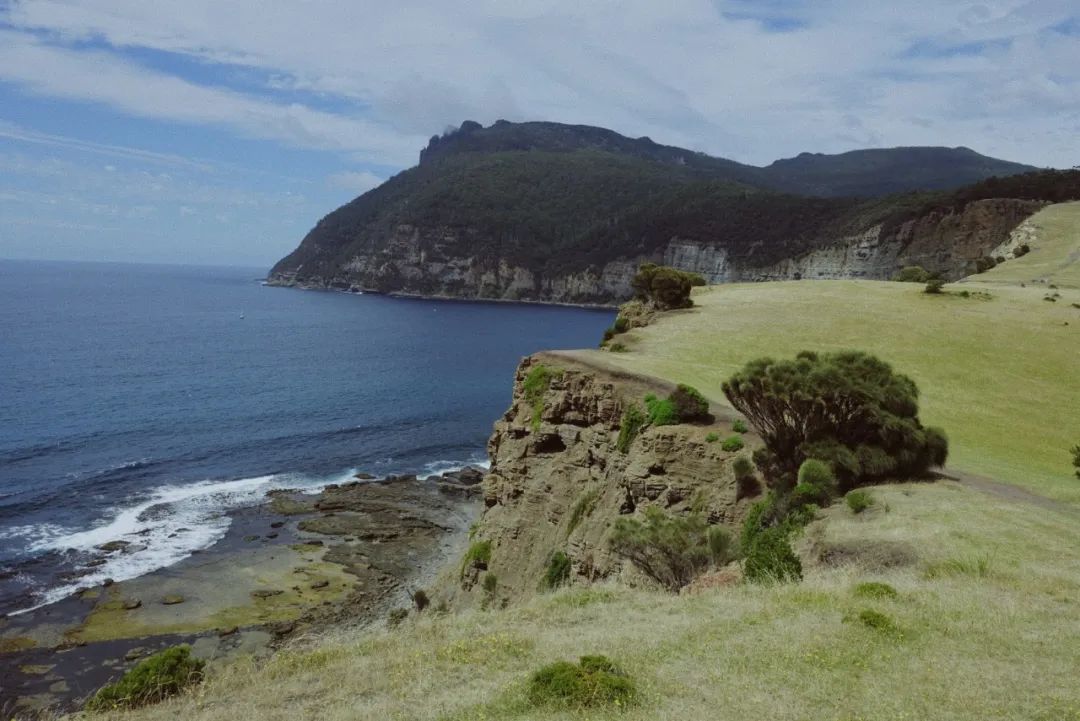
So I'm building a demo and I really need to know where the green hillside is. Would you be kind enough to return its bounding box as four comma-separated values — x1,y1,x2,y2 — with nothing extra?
599,279,1080,501
978,201,1080,288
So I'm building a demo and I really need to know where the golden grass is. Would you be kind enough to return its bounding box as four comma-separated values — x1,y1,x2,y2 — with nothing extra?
82,483,1080,721
597,280,1080,501
979,201,1080,288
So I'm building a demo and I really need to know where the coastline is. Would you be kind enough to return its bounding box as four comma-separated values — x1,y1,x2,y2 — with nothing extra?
263,277,621,311
0,470,483,714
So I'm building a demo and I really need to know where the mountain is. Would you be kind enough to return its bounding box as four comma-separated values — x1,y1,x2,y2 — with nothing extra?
269,120,1074,305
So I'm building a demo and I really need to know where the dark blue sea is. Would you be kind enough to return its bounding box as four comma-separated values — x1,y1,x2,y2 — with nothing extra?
0,260,612,614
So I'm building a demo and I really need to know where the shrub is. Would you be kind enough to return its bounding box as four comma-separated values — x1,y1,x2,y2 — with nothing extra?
974,256,997,273
610,507,732,592
893,265,931,283
791,459,837,507
85,646,205,712
387,608,409,628
732,419,749,434
461,540,492,577
567,488,601,534
527,656,636,709
743,526,802,584
545,551,572,589
995,255,1005,264
669,383,710,422
608,342,628,353
644,394,678,426
721,435,745,452
612,316,629,333
925,555,992,579
1014,243,1030,257
732,456,754,479
722,351,948,490
924,278,946,294
482,573,498,594
616,406,646,452
631,262,697,310
411,589,430,612
846,489,874,514
1071,443,1080,479
853,581,899,599
733,456,760,500
705,432,720,443
523,364,561,432
849,608,902,637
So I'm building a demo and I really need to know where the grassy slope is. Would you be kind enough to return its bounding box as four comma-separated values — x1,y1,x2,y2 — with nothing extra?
87,483,1080,721
979,201,1080,288
601,280,1080,501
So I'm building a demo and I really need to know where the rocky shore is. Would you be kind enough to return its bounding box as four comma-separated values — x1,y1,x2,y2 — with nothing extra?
0,470,483,714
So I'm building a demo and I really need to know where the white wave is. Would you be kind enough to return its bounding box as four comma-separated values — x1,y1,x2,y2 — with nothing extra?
419,455,490,478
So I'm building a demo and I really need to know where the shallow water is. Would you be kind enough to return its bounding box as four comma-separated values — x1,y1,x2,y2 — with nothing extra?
0,260,612,613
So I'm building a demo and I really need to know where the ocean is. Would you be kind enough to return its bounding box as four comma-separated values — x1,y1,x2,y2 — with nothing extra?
0,260,612,614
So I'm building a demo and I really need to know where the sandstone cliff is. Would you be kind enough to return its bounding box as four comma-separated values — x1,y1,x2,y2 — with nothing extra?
440,353,758,607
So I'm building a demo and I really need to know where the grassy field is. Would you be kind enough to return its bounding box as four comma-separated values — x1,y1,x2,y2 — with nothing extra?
599,279,1080,502
979,201,1080,288
85,482,1080,721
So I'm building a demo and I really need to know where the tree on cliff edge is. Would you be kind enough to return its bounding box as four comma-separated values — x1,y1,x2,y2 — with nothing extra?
631,263,703,310
722,350,948,490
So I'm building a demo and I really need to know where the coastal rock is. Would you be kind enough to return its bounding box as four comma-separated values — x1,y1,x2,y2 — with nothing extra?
121,598,142,610
353,472,375,480
160,595,184,605
96,541,130,553
124,647,147,661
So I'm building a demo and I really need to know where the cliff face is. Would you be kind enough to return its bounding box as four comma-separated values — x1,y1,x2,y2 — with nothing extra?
270,198,1046,303
443,354,755,606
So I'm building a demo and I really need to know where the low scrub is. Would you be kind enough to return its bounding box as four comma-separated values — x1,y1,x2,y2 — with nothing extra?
610,507,734,592
924,278,946,294
461,540,492,577
616,406,646,453
527,655,636,709
1071,443,1080,479
669,383,710,422
791,459,837,507
721,435,745,452
85,645,205,712
925,555,993,579
733,456,761,500
743,526,802,584
631,262,698,310
705,432,720,443
847,608,903,638
893,265,932,283
523,364,561,432
732,419,749,433
644,393,678,426
845,489,874,514
853,581,899,599
544,551,572,589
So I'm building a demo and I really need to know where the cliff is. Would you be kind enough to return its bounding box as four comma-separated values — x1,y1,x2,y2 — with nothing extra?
268,120,1080,304
440,352,757,606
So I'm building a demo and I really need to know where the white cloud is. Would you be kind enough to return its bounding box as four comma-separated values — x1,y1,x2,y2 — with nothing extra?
0,0,1078,167
327,170,385,195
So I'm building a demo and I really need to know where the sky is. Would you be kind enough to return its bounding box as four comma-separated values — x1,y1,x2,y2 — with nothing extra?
0,1,1077,268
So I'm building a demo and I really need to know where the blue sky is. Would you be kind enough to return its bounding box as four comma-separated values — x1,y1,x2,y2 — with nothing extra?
0,1,1078,268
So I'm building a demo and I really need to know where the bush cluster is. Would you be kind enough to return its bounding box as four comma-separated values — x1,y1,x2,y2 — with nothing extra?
85,646,205,712
527,656,636,709
631,262,699,310
973,256,998,273
722,350,948,492
732,455,761,500
924,278,946,294
616,405,647,452
893,265,932,283
1014,243,1031,257
609,507,734,592
669,383,711,422
545,551,572,589
721,435,745,452
846,489,874,513
743,525,802,584
644,394,678,426
732,419,749,434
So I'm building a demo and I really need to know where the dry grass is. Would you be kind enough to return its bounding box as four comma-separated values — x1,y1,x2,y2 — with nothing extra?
79,483,1080,721
596,279,1080,501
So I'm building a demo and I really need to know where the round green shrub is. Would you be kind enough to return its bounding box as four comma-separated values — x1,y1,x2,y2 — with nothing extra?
853,581,899,599
85,645,205,712
846,489,874,514
721,435,745,452
527,656,636,709
669,383,710,422
732,419,749,434
893,266,931,283
743,526,802,584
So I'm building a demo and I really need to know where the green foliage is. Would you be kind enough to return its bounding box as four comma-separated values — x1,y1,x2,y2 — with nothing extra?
482,573,499,594
545,551,572,589
732,455,754,479
85,645,205,712
1014,243,1031,257
1071,443,1080,480
707,526,733,562
644,394,678,426
974,256,998,273
632,263,699,310
721,435,745,452
411,589,430,612
722,350,948,491
523,364,562,432
732,419,749,434
609,507,733,592
612,316,630,333
791,459,838,507
387,608,409,628
743,526,802,584
527,656,636,709
893,265,932,283
849,608,903,637
925,555,992,579
688,272,707,287
567,488,601,534
616,406,646,453
608,342,628,353
705,432,720,443
846,489,874,514
669,383,711,422
853,581,899,600
924,278,946,294
461,540,492,577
